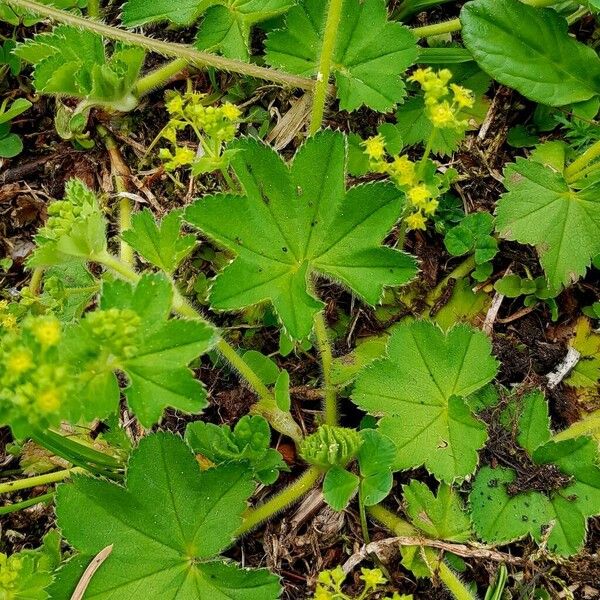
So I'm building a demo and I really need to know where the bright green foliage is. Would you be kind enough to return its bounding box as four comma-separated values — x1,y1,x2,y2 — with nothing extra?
300,425,362,469
29,179,107,268
352,320,498,482
185,415,287,484
444,211,498,281
121,208,196,274
330,335,388,387
122,0,293,60
0,530,61,600
460,0,600,106
470,392,600,556
322,428,396,510
403,480,471,541
42,263,98,322
185,131,417,340
496,157,600,289
63,274,216,426
312,566,406,600
0,98,31,159
566,318,600,389
265,0,418,112
14,26,145,111
54,433,281,599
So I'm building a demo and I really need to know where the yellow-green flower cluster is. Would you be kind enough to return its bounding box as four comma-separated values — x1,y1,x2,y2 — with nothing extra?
362,140,441,231
37,179,99,242
0,553,23,591
0,300,17,332
0,316,72,431
408,68,474,130
313,566,411,599
159,90,242,173
84,308,141,360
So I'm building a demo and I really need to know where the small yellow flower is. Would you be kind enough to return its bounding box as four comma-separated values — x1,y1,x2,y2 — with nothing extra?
221,102,241,121
451,84,474,109
32,317,61,347
429,101,455,128
37,389,61,413
389,155,416,186
0,314,17,331
165,94,184,115
407,184,431,208
313,586,334,600
7,348,33,374
360,567,387,590
423,198,439,215
363,135,386,160
408,67,431,85
406,211,427,231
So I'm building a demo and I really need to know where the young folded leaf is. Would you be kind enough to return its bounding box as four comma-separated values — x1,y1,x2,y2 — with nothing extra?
53,433,282,599
14,26,145,111
461,0,600,106
184,131,417,340
265,0,418,112
496,157,600,289
122,0,294,61
352,320,498,482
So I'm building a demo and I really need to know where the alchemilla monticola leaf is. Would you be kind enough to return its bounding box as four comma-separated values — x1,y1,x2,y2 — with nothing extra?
55,433,282,598
352,320,498,482
185,131,417,340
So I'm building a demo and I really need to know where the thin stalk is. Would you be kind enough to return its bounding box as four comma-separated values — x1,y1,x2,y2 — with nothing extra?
0,467,85,494
411,0,559,39
134,58,189,98
418,130,436,178
564,139,600,183
93,252,303,441
97,125,134,265
3,0,320,92
358,488,371,546
87,0,100,18
309,0,343,134
367,504,418,537
237,466,322,535
29,266,44,295
313,311,337,426
0,492,54,515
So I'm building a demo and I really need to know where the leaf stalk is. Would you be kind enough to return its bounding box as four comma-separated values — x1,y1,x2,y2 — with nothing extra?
313,311,338,426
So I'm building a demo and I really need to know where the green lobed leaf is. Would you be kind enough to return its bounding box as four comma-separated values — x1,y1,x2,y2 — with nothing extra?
121,208,196,274
55,433,281,598
403,480,471,542
357,429,396,506
460,0,600,106
184,131,417,340
122,0,293,60
496,157,600,289
516,390,551,454
265,0,418,112
323,466,359,511
352,320,497,482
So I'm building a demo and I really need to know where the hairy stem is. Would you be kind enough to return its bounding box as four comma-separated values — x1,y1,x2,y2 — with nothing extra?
313,311,337,426
4,0,320,91
0,492,54,515
564,138,600,183
237,466,322,535
134,58,189,98
94,252,303,442
97,125,134,265
28,266,44,295
309,0,343,134
0,467,84,495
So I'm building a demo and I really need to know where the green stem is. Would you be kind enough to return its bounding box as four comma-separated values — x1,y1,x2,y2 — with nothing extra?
418,129,436,178
0,492,54,515
411,0,558,39
3,0,319,91
309,0,343,134
94,252,303,441
367,504,418,537
313,311,337,426
134,58,189,97
0,467,84,495
29,266,44,295
87,0,100,18
237,466,322,535
564,139,600,183
422,255,476,315
358,488,371,546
